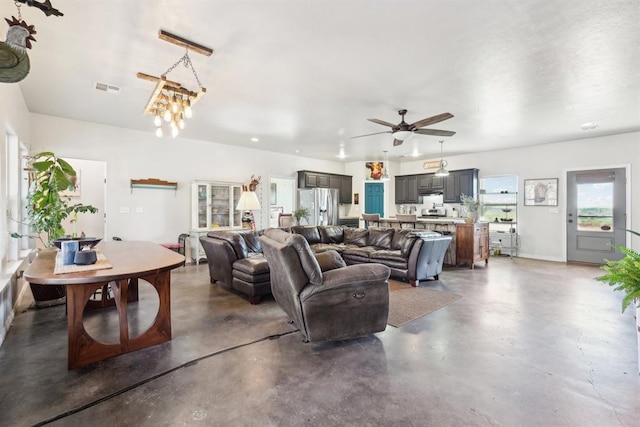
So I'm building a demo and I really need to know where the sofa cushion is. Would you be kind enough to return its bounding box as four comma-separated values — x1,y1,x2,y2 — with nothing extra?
314,250,347,272
239,230,262,254
391,229,413,250
319,225,344,244
370,249,404,262
286,234,323,285
343,228,369,247
389,229,418,257
342,246,377,259
208,231,248,258
291,226,322,244
367,227,394,249
233,254,270,275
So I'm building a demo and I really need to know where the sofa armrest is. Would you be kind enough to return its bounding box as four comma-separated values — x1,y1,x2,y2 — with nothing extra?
300,263,390,302
199,236,239,286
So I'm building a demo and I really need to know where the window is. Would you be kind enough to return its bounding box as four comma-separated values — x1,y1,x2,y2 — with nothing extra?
575,171,614,232
478,175,518,222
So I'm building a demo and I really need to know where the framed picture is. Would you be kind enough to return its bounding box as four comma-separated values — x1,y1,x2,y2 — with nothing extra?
365,162,384,180
524,178,558,206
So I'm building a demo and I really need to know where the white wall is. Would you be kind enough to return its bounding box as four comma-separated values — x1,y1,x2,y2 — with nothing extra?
29,114,346,243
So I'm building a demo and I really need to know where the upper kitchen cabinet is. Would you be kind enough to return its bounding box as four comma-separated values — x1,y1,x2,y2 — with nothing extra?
395,175,420,204
443,169,479,203
417,173,444,195
297,170,352,204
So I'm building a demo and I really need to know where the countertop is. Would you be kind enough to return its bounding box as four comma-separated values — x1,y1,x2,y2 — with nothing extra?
381,217,465,224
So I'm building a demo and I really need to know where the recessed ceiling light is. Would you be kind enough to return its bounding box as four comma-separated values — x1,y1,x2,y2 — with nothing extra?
581,122,598,130
250,137,259,142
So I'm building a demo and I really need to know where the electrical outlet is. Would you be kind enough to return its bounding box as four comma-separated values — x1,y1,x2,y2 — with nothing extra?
119,206,130,214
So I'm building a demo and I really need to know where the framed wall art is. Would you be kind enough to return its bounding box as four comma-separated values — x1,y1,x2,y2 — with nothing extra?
524,178,558,206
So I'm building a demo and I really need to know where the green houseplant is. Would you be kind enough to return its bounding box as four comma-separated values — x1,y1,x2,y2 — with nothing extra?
596,230,640,313
12,151,98,247
12,151,98,307
460,193,480,223
293,207,310,226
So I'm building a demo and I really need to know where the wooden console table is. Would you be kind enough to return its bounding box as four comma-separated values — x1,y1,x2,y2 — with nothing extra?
24,241,185,369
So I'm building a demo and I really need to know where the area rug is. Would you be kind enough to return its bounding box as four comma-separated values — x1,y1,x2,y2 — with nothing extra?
387,284,462,327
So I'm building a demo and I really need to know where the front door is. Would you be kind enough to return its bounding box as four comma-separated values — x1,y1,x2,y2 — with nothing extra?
365,182,384,218
566,168,626,264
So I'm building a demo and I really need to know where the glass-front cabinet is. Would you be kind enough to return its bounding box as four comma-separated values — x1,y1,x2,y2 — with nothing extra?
191,181,242,263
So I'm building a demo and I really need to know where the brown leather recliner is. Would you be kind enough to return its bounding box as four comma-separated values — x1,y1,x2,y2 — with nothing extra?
260,228,390,342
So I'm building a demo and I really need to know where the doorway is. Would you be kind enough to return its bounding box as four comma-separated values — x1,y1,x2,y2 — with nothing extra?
268,177,295,228
364,182,384,217
566,167,627,264
60,158,107,239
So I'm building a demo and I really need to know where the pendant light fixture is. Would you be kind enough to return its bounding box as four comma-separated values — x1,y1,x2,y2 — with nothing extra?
380,151,390,181
435,140,449,177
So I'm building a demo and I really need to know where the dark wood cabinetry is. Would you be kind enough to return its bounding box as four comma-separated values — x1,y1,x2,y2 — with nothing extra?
395,175,420,204
443,169,479,203
456,222,489,269
417,173,444,194
297,170,353,204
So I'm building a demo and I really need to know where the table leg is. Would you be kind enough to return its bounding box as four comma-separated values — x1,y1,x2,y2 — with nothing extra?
66,271,172,369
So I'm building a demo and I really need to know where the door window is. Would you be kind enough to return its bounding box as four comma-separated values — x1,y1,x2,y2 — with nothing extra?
575,171,614,232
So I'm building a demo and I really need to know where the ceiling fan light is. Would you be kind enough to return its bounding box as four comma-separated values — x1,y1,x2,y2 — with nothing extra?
392,130,413,141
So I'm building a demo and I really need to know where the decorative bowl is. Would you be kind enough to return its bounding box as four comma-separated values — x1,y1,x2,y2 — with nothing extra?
500,218,513,222
52,237,102,250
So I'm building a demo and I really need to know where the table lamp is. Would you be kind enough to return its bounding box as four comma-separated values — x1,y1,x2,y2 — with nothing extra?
236,190,261,229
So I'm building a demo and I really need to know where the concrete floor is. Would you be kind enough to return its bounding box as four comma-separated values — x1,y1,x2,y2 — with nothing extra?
1,257,639,426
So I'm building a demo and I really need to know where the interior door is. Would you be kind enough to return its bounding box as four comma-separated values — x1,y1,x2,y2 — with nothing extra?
566,168,626,264
61,158,107,239
365,182,384,218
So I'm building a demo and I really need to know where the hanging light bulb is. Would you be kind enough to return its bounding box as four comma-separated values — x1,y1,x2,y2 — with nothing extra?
184,98,193,118
171,93,180,113
155,127,163,138
178,115,185,130
163,108,172,122
153,112,162,127
171,126,179,138
435,140,450,177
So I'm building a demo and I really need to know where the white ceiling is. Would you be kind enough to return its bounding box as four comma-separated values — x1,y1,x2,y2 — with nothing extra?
4,0,639,162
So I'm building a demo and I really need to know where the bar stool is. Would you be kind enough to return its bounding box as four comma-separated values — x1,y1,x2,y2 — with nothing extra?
362,213,381,229
396,214,417,229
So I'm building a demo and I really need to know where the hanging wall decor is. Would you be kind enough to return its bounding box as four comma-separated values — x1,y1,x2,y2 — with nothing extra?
0,15,36,83
14,0,63,17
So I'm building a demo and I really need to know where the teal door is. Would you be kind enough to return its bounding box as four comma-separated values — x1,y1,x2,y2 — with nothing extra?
365,182,384,217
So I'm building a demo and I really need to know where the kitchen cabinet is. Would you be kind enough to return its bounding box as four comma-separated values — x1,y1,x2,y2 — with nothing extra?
298,170,352,204
191,181,242,263
339,175,352,204
443,169,479,203
479,191,519,257
456,222,489,269
395,175,420,204
417,173,444,194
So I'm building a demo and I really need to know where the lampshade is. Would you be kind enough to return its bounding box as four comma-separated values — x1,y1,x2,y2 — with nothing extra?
392,130,414,141
236,191,261,211
435,160,450,177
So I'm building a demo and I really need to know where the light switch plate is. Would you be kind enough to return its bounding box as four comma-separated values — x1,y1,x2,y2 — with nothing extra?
119,206,130,214
135,206,144,213
549,208,559,214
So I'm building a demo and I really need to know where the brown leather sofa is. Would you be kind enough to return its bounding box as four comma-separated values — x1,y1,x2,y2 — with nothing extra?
200,225,451,304
199,229,271,304
260,228,390,342
290,225,452,287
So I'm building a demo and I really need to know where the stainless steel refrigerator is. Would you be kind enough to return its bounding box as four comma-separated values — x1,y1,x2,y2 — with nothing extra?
297,188,339,226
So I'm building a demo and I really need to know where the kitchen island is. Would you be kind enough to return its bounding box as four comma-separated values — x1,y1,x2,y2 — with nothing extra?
379,217,465,265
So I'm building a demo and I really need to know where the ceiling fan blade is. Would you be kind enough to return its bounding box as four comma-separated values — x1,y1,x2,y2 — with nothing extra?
414,129,456,137
367,118,397,128
410,112,454,129
350,130,392,139
393,139,404,146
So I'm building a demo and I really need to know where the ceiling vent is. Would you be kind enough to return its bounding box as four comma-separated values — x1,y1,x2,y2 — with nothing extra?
94,81,121,94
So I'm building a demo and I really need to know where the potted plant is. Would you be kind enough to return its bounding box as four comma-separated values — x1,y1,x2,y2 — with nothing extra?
460,193,480,223
596,230,640,313
11,151,98,306
596,230,640,373
293,207,310,226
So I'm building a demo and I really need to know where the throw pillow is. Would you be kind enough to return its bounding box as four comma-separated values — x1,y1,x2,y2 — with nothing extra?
343,228,369,247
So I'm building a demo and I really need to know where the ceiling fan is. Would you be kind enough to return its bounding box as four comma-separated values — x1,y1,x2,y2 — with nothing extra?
352,109,456,146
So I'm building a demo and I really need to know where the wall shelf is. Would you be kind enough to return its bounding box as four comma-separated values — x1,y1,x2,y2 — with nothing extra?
130,178,178,191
